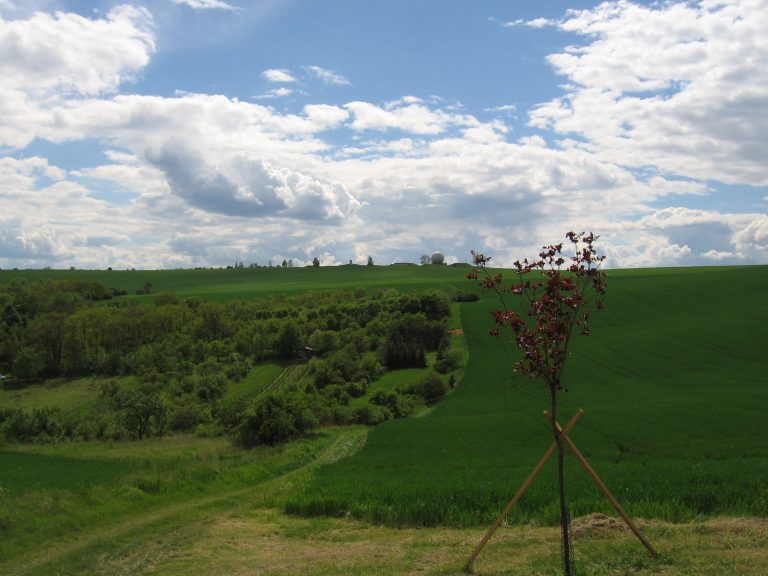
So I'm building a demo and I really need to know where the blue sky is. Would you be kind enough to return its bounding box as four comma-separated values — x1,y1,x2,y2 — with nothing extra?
1,0,766,269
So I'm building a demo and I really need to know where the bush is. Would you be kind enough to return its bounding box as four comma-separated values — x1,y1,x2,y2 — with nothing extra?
408,372,449,406
237,392,319,447
0,407,67,442
169,400,211,432
370,390,417,418
353,403,392,426
435,349,462,374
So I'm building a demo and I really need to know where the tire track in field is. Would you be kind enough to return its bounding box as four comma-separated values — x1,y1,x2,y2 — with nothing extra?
1,428,368,576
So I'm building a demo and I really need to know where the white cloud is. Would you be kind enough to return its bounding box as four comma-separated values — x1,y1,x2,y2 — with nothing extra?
145,140,360,221
0,2,765,270
255,87,294,99
303,65,351,86
733,216,768,255
504,18,555,29
529,0,768,186
345,100,477,135
702,249,739,260
0,6,154,97
603,235,693,269
262,68,297,83
0,6,155,148
596,207,766,267
303,104,350,130
485,104,517,115
173,0,239,10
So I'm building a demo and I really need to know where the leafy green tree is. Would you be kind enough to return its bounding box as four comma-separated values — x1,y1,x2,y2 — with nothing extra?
408,372,449,406
237,393,318,447
275,320,301,360
111,388,167,440
12,345,45,381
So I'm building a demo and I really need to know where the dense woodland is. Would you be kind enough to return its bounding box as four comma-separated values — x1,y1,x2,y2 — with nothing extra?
0,278,472,446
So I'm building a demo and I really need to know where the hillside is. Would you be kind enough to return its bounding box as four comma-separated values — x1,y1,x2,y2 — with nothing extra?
0,264,767,575
287,265,768,525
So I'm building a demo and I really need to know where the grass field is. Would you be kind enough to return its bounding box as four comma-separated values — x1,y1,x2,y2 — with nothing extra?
0,263,470,302
286,265,768,526
1,263,767,574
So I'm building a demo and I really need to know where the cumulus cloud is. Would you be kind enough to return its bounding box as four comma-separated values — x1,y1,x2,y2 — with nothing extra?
0,6,154,97
0,6,155,148
0,218,68,264
262,68,297,83
345,100,478,135
0,1,765,270
597,207,767,267
146,140,360,221
733,216,768,255
529,0,768,186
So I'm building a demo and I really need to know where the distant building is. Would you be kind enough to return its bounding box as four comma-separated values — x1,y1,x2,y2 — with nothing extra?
298,346,315,362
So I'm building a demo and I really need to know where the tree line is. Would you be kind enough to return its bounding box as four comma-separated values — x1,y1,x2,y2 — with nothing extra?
0,278,474,445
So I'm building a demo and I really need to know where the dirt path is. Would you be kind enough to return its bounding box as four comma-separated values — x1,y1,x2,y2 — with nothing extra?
1,428,368,576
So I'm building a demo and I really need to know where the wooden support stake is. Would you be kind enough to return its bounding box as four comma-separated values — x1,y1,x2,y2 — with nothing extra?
544,411,658,558
463,410,584,573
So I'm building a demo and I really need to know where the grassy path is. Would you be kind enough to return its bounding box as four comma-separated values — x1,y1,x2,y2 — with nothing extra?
15,510,768,575
0,428,368,576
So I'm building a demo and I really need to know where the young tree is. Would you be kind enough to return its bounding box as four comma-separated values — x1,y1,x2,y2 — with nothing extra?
468,231,606,576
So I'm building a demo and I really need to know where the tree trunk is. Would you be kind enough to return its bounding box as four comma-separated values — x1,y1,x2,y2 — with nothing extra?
551,386,572,576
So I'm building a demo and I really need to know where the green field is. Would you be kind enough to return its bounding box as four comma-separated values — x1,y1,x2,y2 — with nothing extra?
0,263,469,302
286,265,768,525
1,264,767,574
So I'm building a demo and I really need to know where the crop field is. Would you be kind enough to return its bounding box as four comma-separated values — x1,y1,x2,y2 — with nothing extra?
287,265,768,526
0,263,469,302
1,263,767,574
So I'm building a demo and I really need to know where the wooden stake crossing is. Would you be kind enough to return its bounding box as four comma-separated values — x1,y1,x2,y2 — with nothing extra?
463,409,657,573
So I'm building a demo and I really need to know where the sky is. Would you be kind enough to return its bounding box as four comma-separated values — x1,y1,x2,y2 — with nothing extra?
1,0,767,270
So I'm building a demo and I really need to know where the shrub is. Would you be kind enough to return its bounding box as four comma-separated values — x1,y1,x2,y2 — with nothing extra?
352,403,392,426
434,349,462,374
408,372,449,406
237,392,319,447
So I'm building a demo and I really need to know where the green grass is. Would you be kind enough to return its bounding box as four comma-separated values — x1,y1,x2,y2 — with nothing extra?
0,450,130,495
287,265,768,526
224,363,285,402
0,264,469,302
0,429,362,569
2,264,767,552
0,377,102,411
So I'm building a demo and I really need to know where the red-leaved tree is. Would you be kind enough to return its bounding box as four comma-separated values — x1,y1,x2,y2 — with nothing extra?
468,231,606,576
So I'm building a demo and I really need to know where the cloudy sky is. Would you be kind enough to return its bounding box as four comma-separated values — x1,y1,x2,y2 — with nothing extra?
1,0,766,269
